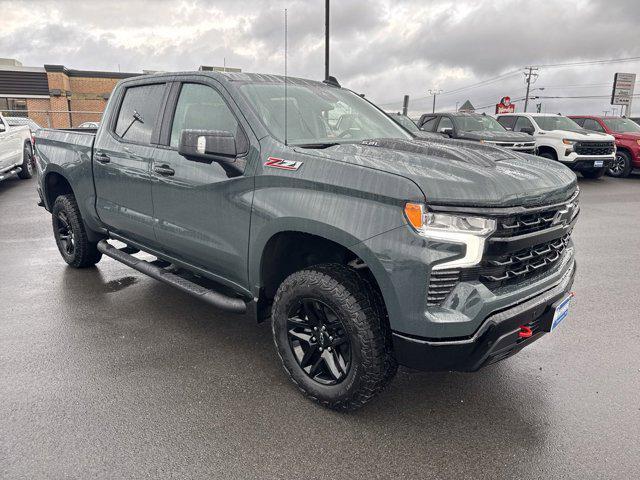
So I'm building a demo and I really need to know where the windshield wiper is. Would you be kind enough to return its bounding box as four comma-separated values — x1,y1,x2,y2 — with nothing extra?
293,142,341,149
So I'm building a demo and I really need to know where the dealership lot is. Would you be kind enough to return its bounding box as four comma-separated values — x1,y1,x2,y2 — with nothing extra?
1,175,639,479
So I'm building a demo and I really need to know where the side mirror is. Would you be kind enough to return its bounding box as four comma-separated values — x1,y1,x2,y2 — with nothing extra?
439,127,453,136
520,126,535,135
178,129,237,162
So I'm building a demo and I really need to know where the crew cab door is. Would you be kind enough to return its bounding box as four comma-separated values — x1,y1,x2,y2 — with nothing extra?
150,80,255,291
93,81,168,245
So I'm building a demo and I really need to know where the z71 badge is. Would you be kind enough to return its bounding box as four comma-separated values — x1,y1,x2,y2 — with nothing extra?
264,157,303,171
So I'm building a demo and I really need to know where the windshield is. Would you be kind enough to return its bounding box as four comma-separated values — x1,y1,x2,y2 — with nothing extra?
239,82,411,145
455,115,505,132
390,114,419,133
602,118,640,133
533,116,584,133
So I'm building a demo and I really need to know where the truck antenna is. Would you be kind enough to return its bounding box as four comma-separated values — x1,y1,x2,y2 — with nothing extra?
284,8,288,146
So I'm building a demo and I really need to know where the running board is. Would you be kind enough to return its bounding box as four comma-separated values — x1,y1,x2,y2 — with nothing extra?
97,240,247,314
0,166,22,181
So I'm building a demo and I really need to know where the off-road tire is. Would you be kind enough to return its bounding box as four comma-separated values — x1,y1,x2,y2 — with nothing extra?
581,167,606,179
272,264,396,410
52,194,102,268
17,142,34,179
608,150,632,178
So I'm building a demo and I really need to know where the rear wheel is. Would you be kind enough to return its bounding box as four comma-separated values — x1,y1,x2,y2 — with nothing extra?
271,264,396,410
52,194,102,268
608,151,632,178
581,167,606,179
17,142,34,179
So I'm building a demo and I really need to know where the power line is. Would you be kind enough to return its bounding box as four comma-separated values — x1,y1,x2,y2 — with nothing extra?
376,55,640,109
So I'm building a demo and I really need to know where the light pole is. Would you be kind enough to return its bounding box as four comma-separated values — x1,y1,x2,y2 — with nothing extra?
428,89,443,113
324,0,330,80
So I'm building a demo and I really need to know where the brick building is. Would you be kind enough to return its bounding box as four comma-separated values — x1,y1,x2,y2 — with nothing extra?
0,58,139,128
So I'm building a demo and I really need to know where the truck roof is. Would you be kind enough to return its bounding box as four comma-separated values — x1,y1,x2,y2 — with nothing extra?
118,70,330,89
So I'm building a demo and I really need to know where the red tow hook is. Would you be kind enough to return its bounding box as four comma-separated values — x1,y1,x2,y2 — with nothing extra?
518,325,533,339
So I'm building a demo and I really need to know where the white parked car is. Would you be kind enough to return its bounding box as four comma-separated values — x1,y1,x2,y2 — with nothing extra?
497,113,616,179
0,113,34,182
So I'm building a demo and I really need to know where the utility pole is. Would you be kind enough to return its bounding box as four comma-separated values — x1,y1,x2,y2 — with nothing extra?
428,89,442,113
324,0,330,80
523,66,539,112
402,95,410,116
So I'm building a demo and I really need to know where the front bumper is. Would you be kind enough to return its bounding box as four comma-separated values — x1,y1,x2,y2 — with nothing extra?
392,259,576,371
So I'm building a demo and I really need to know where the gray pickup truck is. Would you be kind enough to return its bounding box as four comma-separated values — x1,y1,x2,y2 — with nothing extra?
34,71,578,410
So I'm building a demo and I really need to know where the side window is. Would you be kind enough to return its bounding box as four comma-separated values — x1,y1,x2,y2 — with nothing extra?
514,116,534,132
498,116,516,130
572,118,585,127
583,119,605,132
437,116,454,132
170,83,239,148
420,116,438,131
114,83,165,145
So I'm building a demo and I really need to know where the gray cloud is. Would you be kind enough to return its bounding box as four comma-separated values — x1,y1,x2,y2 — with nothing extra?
0,0,638,115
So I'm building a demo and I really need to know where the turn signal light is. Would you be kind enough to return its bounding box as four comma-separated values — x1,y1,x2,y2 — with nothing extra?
404,203,425,229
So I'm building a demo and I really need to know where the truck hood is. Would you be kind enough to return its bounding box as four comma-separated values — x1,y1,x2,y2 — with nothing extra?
456,130,534,143
541,129,615,141
613,131,640,141
304,138,577,208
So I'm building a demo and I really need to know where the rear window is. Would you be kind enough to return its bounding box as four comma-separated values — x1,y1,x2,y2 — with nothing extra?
114,83,165,145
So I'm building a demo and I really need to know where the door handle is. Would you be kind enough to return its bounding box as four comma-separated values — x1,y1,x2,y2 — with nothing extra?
154,165,175,176
95,153,110,164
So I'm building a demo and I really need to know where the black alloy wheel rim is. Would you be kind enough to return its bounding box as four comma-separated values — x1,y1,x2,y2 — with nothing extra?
56,212,75,255
287,298,352,385
610,154,626,175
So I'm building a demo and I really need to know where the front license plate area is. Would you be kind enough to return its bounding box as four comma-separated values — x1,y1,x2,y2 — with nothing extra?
549,294,572,332
594,160,604,167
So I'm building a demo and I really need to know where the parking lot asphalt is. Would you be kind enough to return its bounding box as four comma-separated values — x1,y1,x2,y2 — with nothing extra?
1,173,639,479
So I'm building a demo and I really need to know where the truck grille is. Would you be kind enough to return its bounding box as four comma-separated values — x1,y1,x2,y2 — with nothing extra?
574,141,614,156
477,234,571,289
427,269,461,306
426,191,578,305
496,209,560,237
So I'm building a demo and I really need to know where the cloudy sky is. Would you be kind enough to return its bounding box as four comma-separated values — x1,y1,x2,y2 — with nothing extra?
1,0,639,116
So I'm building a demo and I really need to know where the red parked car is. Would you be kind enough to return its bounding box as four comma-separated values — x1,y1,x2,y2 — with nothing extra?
570,116,640,178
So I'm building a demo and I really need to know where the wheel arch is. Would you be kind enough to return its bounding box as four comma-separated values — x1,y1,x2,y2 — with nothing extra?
43,170,74,210
253,224,395,325
537,145,558,159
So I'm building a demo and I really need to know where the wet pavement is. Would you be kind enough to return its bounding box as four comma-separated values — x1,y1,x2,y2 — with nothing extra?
1,174,639,479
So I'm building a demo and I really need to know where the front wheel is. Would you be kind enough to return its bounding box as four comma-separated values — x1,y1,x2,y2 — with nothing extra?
17,142,34,179
52,194,102,268
608,151,632,178
271,264,396,410
581,167,606,179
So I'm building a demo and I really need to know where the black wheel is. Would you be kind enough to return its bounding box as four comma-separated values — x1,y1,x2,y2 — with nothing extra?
52,194,102,268
538,151,556,160
272,264,396,410
581,167,606,179
17,142,34,179
608,151,632,178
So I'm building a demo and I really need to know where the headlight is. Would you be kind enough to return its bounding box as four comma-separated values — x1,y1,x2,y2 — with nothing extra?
562,139,577,145
404,203,496,269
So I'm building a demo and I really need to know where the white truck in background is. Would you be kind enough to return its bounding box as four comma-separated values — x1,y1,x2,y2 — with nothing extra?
496,113,616,179
0,113,34,182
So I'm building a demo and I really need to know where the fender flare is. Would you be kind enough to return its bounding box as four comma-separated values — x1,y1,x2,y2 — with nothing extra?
250,218,401,325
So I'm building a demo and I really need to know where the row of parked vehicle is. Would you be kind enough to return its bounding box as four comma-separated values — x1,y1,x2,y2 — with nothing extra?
389,111,640,179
